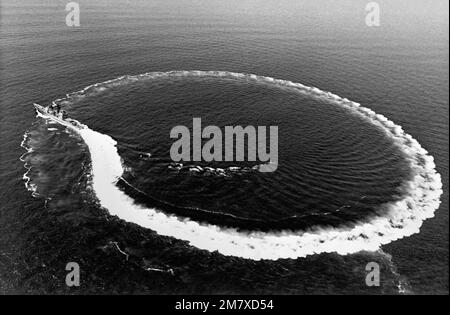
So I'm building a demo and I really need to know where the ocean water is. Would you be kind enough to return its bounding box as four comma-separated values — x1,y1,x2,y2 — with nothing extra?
0,0,448,294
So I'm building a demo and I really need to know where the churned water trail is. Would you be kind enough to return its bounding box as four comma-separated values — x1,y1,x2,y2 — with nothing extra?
25,71,443,260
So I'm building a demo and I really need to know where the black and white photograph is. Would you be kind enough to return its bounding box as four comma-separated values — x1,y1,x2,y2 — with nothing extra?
0,0,448,299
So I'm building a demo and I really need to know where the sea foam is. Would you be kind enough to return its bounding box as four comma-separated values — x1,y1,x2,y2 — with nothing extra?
33,71,443,260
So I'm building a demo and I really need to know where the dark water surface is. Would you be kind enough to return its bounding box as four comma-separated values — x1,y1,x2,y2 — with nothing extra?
0,0,448,294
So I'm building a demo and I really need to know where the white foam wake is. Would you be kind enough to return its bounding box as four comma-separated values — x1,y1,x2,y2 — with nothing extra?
49,71,443,260
20,133,40,197
168,162,257,177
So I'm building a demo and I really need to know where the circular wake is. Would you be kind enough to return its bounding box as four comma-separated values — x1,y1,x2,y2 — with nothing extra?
30,71,443,260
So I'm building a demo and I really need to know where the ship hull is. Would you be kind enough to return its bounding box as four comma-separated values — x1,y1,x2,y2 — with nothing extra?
33,103,82,130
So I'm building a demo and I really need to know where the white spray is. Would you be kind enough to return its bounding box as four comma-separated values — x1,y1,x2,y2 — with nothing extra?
31,71,443,260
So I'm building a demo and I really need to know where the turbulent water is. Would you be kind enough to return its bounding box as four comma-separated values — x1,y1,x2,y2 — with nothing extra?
1,0,449,294
21,70,443,261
